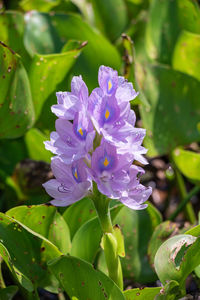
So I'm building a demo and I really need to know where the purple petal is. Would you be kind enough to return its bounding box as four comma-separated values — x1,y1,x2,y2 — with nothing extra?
98,66,118,95
116,82,139,103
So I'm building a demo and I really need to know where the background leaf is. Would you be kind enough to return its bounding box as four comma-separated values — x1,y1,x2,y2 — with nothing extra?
139,64,200,156
145,0,200,64
0,42,35,139
24,11,121,90
24,128,52,162
172,148,200,184
172,30,200,81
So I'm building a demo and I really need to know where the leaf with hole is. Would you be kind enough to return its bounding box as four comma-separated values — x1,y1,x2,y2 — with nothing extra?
154,234,200,286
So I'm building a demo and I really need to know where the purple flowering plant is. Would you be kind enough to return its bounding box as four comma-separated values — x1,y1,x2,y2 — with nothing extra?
43,65,152,289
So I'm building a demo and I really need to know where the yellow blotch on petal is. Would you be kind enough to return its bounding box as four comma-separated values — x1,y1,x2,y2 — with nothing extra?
108,80,112,91
103,157,109,167
105,109,110,119
74,170,78,180
78,127,83,136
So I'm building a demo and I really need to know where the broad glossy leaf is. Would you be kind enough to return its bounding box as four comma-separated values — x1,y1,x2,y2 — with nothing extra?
145,0,200,64
20,0,60,12
154,234,200,285
71,217,101,263
139,64,200,156
24,11,121,90
113,203,162,283
0,286,18,300
90,0,127,41
124,287,161,300
172,148,200,184
28,49,82,120
6,204,71,254
0,42,35,139
0,213,61,292
63,197,96,239
0,11,30,67
48,255,125,300
24,128,52,162
172,31,200,81
148,221,179,267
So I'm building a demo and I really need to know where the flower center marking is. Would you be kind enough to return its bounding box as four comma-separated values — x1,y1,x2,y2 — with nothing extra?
103,157,109,167
108,80,112,92
72,166,81,182
74,170,78,179
78,127,83,136
105,109,110,120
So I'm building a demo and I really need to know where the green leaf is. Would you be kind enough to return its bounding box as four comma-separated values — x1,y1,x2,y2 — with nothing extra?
185,224,200,237
0,11,30,67
63,197,96,239
139,64,200,156
0,213,61,292
155,280,180,300
71,217,102,263
124,287,161,300
0,138,27,176
0,286,18,300
172,148,200,184
0,42,35,139
172,31,200,82
48,255,125,300
112,203,162,283
6,204,71,254
154,234,200,286
24,128,52,162
20,0,60,12
148,221,179,267
28,49,82,120
145,0,200,64
24,11,121,90
90,0,128,41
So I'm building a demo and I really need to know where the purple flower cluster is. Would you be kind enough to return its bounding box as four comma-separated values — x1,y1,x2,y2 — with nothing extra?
43,66,152,209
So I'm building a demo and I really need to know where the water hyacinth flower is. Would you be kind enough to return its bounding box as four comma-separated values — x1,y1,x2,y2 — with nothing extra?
43,66,152,209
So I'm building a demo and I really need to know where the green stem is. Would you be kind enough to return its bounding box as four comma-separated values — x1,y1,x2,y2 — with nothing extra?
169,185,200,221
0,257,6,288
174,168,196,224
90,183,123,289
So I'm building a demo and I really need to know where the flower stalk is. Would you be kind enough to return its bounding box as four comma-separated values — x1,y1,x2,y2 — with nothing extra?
91,183,123,290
